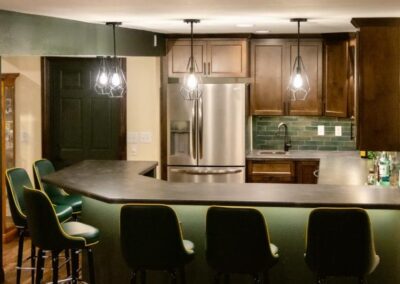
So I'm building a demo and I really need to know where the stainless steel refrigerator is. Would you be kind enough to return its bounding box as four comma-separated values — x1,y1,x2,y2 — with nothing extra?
167,83,248,183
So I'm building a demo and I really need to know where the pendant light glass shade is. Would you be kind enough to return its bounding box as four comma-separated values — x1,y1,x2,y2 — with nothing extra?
180,19,203,100
287,19,310,101
94,22,126,98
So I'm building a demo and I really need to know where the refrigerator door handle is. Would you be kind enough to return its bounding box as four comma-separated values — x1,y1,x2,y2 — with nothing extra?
198,96,203,159
192,100,197,160
170,168,242,175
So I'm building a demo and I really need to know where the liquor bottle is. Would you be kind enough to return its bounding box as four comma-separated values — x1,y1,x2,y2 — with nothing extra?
379,152,390,184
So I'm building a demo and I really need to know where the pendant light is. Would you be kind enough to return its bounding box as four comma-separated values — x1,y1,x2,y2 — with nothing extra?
94,22,126,98
180,19,203,100
287,18,310,101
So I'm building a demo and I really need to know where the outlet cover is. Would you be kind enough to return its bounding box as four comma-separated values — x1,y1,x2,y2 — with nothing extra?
127,132,139,143
335,126,342,136
318,125,325,136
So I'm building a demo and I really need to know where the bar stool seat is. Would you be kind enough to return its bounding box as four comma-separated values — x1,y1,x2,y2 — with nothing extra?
120,204,195,283
5,167,74,284
33,159,83,215
206,206,279,283
62,222,100,246
305,207,380,284
23,187,99,284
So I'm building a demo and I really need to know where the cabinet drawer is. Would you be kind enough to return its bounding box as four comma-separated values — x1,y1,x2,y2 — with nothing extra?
247,160,296,183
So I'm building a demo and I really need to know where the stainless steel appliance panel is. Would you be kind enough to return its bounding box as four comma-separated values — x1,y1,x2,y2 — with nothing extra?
198,84,246,166
168,166,245,183
167,84,197,166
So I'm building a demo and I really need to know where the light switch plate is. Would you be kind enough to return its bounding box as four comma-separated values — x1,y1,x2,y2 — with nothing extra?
335,126,342,136
127,132,139,144
318,125,325,136
140,132,152,144
130,144,137,156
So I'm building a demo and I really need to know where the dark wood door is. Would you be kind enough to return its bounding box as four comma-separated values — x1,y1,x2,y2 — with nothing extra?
288,41,323,116
324,39,350,118
251,39,287,115
207,40,248,77
43,58,126,169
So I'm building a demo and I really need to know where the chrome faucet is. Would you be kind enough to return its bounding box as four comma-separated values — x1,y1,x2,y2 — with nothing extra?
277,122,291,152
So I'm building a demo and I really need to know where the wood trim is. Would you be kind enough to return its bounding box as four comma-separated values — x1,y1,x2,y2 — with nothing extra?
160,56,168,180
166,33,327,39
351,18,400,28
119,59,127,160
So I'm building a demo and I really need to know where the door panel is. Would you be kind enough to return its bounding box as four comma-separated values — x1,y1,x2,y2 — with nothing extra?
198,84,246,166
167,84,197,166
251,40,286,115
167,40,207,76
288,42,323,116
46,58,126,169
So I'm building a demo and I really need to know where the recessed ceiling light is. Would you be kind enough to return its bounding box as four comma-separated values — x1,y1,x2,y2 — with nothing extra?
255,30,270,34
236,23,254,28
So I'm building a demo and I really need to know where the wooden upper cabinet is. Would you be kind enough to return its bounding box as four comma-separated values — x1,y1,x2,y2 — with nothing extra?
354,23,400,150
288,41,323,116
324,38,355,118
207,40,248,77
167,39,249,78
251,40,287,115
167,40,207,77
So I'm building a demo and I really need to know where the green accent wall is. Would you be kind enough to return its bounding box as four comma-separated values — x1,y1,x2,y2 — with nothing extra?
82,197,400,284
0,10,165,56
253,116,356,151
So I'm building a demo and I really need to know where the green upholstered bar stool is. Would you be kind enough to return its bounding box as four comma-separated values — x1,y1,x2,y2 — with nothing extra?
5,168,73,284
206,206,279,284
23,187,99,284
33,159,82,218
305,208,380,284
120,204,195,284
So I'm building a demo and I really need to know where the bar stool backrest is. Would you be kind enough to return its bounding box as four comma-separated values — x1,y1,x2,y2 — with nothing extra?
206,206,276,274
23,187,85,251
120,204,188,270
5,168,33,227
33,159,64,199
305,208,379,277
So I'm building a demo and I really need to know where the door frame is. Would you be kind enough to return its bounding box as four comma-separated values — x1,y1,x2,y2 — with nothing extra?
41,57,127,161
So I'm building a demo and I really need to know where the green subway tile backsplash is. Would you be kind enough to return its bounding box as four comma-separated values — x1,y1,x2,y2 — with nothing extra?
253,116,356,151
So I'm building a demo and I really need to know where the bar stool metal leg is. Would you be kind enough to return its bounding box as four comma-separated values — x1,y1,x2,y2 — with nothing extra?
87,248,96,284
64,249,71,276
179,267,186,284
71,249,79,284
51,251,59,284
30,243,36,284
35,249,44,284
16,229,25,284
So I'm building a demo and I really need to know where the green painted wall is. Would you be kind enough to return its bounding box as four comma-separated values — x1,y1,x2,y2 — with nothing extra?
253,116,356,151
0,10,165,56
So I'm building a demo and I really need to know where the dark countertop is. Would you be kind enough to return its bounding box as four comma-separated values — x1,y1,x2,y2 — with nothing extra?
42,160,400,209
247,150,371,186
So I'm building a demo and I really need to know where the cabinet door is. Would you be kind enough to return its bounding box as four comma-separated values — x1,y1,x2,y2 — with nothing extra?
357,26,400,150
296,161,319,184
251,40,287,115
288,41,323,116
167,40,207,77
207,40,248,77
324,39,350,117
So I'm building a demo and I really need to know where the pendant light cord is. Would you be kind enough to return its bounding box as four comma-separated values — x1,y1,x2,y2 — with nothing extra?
190,21,194,73
297,20,300,71
113,23,117,58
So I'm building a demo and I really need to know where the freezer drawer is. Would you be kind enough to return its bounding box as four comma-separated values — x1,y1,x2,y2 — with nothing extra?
168,166,245,183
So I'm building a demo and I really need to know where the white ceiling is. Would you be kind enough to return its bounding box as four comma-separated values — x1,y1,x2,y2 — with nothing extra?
1,0,400,34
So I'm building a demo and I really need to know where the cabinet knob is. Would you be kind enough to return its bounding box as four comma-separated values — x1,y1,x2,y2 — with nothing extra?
313,170,319,178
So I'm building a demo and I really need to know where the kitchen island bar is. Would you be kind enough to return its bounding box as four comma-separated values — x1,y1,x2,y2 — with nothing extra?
43,160,400,284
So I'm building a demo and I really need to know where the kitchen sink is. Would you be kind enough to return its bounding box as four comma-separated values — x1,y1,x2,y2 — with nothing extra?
258,150,288,155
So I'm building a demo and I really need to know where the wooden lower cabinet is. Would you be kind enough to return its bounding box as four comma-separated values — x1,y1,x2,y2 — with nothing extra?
246,159,319,184
296,160,320,184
